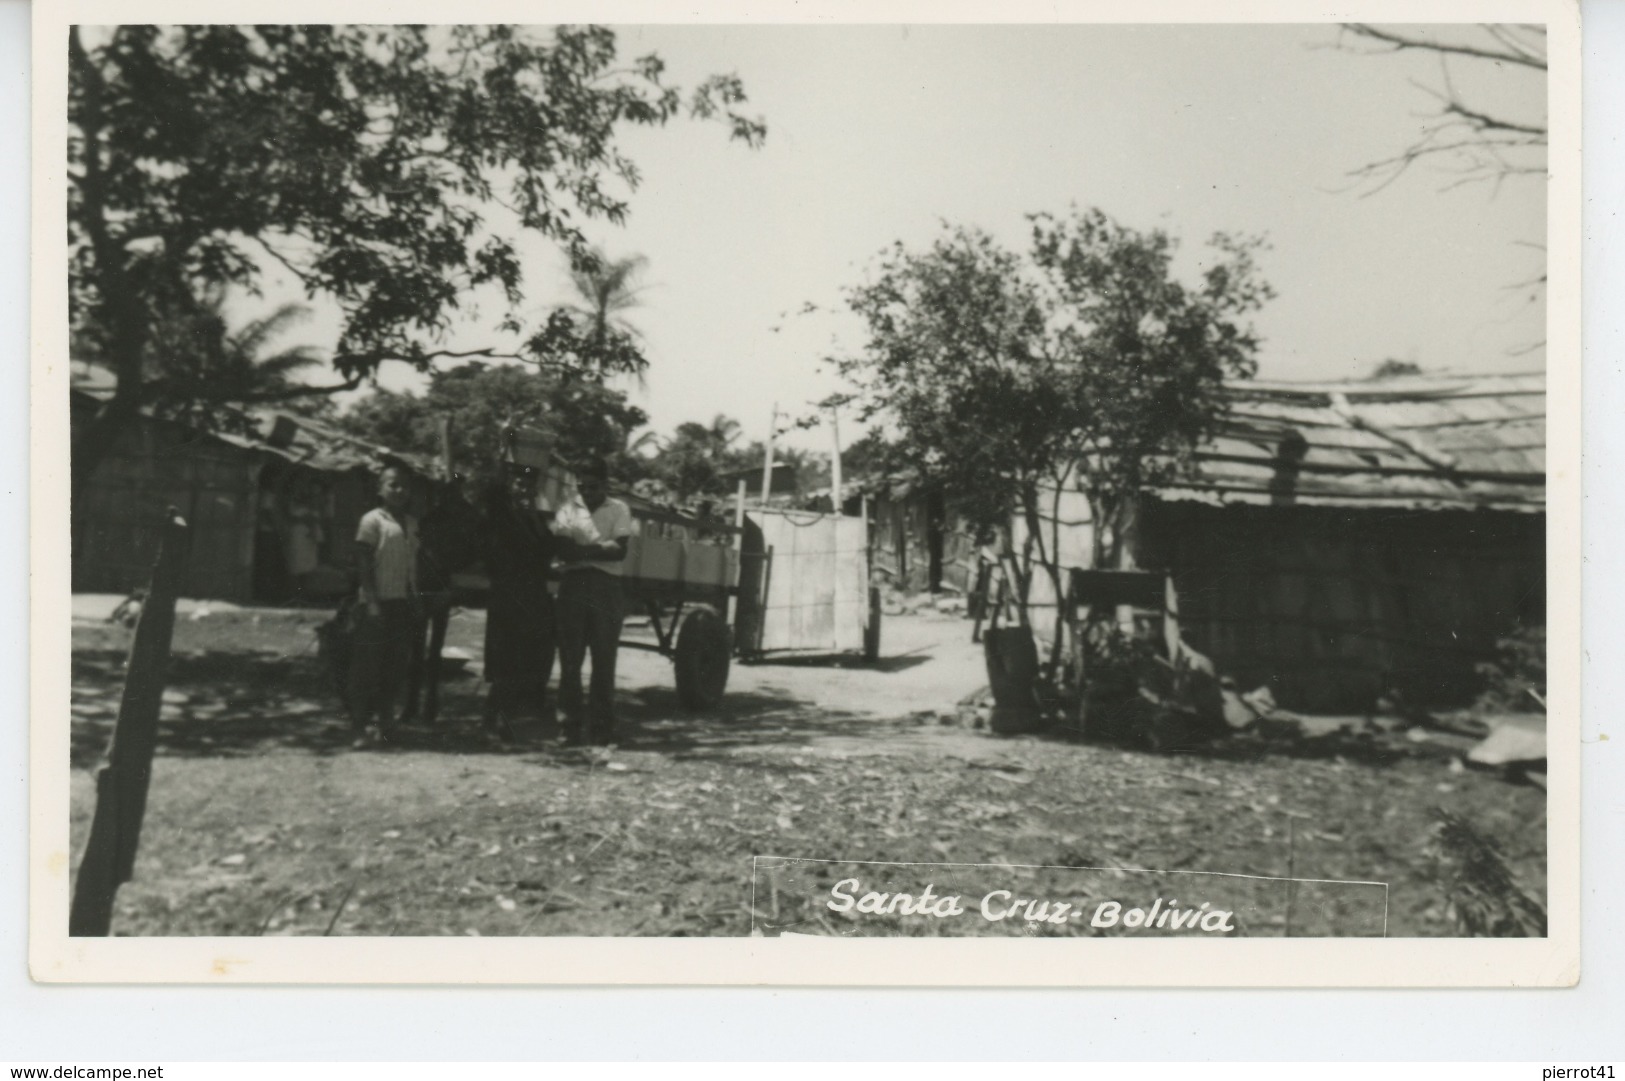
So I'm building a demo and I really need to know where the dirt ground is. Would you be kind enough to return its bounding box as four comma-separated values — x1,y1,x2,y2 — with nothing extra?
66,596,1547,937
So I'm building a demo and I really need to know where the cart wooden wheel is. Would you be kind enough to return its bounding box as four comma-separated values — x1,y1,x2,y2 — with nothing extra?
674,605,731,710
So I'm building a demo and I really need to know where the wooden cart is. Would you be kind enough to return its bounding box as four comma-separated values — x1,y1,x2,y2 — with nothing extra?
617,502,881,710
616,505,744,710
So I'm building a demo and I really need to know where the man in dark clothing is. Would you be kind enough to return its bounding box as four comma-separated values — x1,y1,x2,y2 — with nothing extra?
480,463,558,741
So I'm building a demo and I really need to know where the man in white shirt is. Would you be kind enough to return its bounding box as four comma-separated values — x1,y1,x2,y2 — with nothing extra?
553,459,635,745
349,465,420,747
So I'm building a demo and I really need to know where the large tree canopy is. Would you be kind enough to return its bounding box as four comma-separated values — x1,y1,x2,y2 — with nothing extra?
68,23,764,493
833,210,1272,657
628,413,830,505
341,362,648,488
833,227,1061,532
1026,207,1273,535
642,415,749,502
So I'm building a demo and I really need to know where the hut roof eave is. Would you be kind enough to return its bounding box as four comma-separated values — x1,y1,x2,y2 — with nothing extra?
1151,370,1547,514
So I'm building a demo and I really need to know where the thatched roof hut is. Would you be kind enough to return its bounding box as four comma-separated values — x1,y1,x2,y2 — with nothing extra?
1139,371,1544,711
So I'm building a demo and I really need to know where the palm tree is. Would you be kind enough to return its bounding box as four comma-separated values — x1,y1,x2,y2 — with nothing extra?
628,429,666,458
213,304,323,399
518,246,655,383
562,246,650,350
146,288,324,430
703,413,742,456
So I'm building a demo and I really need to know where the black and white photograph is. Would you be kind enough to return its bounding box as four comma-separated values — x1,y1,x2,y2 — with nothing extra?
31,2,1581,985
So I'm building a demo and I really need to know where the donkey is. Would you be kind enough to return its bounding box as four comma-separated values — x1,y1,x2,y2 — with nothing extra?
400,482,484,726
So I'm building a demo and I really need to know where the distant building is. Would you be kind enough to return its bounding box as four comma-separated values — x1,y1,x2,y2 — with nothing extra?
860,478,976,595
716,462,800,500
1141,371,1544,712
862,371,1546,712
71,362,438,603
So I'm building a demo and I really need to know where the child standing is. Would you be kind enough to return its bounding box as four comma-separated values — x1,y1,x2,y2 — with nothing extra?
349,464,420,747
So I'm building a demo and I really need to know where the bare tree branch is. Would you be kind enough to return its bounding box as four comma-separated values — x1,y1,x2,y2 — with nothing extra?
1442,97,1546,137
1337,25,1547,195
1347,133,1544,196
230,375,366,403
415,347,527,364
1335,23,1549,356
1483,24,1547,67
1342,23,1547,72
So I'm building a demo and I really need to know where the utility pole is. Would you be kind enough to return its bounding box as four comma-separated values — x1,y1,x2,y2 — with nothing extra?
438,415,454,481
70,508,190,936
828,405,844,513
759,402,778,505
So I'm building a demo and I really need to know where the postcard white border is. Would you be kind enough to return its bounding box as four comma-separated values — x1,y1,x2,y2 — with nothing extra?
29,0,1584,987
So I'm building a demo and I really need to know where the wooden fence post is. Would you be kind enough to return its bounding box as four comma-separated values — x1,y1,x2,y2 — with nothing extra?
69,508,190,937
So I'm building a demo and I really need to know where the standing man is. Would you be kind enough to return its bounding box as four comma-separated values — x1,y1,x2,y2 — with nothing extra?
349,464,420,748
553,459,635,745
480,461,558,742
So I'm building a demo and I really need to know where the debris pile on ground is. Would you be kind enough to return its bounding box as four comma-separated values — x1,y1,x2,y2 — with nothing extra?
955,635,1548,790
1464,714,1547,788
1217,682,1316,739
1465,714,1545,767
880,585,971,620
109,590,145,629
880,589,927,617
954,686,993,729
1428,808,1547,937
927,636,1549,797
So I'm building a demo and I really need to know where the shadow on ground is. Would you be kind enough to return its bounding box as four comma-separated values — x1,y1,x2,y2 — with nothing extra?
70,648,891,768
71,648,366,767
739,652,931,674
613,685,890,761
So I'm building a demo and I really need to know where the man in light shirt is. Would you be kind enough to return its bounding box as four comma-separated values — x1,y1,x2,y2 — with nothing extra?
349,464,420,747
553,459,635,745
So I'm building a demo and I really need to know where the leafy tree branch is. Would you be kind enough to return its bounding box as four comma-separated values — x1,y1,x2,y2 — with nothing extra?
833,210,1272,673
69,23,764,498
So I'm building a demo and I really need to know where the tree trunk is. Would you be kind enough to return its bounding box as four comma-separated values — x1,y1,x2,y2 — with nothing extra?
1018,484,1066,675
926,487,945,593
69,27,149,511
1113,493,1140,633
71,395,140,506
1114,492,1141,570
1045,467,1074,674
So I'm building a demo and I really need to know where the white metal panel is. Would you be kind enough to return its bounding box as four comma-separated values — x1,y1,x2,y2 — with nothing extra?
756,510,868,654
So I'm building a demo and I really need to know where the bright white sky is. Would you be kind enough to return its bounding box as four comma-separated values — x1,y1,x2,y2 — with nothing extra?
249,23,1547,450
